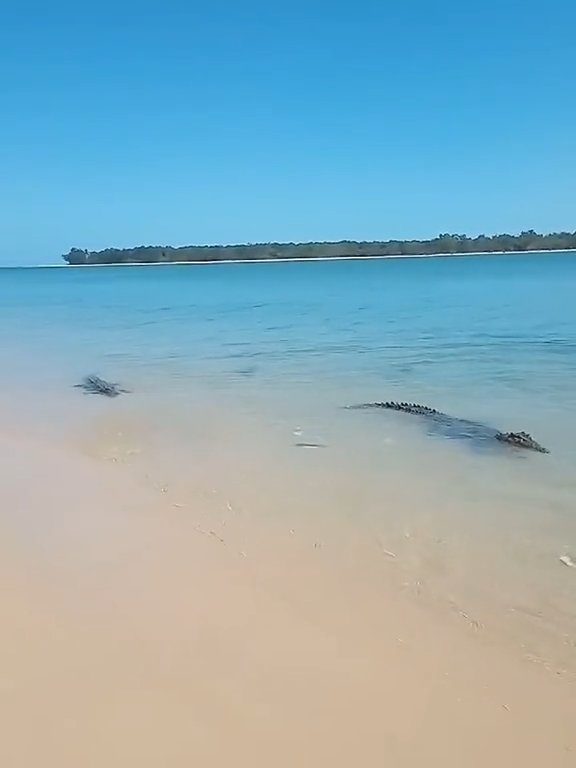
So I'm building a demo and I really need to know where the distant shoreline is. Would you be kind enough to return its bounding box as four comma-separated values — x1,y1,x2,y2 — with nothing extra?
60,230,576,266
19,247,576,269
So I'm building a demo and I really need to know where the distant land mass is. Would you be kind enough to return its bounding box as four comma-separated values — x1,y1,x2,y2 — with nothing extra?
62,230,576,265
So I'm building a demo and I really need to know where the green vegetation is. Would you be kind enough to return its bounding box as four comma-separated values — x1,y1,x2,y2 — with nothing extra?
62,230,576,265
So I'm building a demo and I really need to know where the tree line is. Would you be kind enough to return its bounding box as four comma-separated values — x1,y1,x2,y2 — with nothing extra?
62,230,576,265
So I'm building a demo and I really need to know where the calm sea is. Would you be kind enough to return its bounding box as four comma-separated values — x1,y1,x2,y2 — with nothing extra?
1,252,575,669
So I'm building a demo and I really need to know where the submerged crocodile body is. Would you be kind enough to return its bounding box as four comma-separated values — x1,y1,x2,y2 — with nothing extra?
350,401,549,454
75,375,129,397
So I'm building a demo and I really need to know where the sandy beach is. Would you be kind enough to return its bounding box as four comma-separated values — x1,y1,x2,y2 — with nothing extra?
3,0,576,761
1,421,574,768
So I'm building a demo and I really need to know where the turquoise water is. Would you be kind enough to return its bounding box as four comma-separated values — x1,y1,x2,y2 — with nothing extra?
2,252,576,439
0,254,574,380
1,252,576,668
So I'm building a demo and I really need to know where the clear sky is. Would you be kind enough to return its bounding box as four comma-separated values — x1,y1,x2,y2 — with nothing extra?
1,0,575,264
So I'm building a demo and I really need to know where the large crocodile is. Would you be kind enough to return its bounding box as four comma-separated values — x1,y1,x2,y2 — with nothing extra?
75,375,129,397
349,401,549,453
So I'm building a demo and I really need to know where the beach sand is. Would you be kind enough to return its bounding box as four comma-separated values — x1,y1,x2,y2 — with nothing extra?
0,424,575,767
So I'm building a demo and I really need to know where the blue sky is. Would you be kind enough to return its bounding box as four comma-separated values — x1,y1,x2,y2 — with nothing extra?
1,1,575,264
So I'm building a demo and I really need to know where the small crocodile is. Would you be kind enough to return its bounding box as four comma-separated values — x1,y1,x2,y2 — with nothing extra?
75,375,129,397
349,401,549,454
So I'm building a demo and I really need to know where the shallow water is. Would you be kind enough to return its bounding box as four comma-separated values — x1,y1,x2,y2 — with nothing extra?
1,252,575,670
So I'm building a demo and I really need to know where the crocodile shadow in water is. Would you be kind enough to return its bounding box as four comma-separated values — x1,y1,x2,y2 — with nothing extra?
74,375,130,398
348,401,549,454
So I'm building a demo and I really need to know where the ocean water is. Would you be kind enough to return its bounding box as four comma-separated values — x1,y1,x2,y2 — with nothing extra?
1,252,576,670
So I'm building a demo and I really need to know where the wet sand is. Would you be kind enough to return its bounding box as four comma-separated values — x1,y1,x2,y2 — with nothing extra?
1,424,575,767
